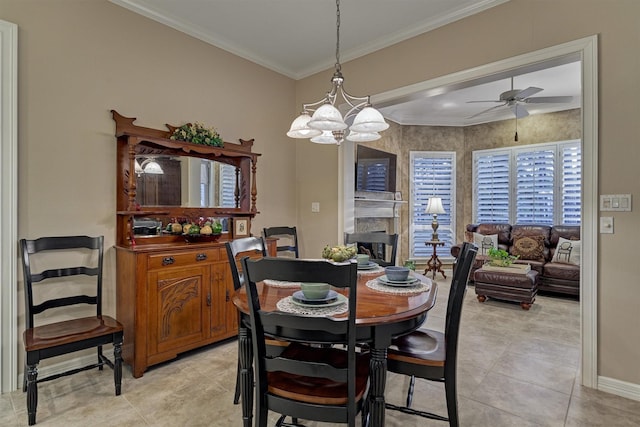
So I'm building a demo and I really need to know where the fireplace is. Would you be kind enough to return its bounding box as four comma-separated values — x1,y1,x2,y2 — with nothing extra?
356,231,386,261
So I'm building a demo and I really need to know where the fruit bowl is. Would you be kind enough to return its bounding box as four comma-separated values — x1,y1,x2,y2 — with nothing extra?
183,233,222,243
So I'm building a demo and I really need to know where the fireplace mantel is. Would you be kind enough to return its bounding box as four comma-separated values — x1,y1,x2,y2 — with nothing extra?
354,191,406,219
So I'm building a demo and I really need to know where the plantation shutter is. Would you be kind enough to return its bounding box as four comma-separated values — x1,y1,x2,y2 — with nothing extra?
356,158,389,192
474,152,510,223
560,142,582,225
219,163,237,207
515,148,555,224
410,152,455,259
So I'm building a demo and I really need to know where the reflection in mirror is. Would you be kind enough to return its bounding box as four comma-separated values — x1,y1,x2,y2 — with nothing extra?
135,156,238,208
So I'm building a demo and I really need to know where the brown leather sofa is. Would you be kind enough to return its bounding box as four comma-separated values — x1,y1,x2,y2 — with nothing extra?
451,223,580,297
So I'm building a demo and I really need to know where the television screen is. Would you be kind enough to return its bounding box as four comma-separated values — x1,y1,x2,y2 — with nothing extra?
355,146,396,192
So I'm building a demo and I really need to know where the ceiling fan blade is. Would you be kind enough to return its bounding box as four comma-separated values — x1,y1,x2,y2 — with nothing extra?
466,100,502,103
525,96,574,104
511,104,529,119
467,103,506,119
515,86,543,99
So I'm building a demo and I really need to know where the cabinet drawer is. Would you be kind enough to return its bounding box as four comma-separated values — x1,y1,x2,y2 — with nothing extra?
148,248,221,269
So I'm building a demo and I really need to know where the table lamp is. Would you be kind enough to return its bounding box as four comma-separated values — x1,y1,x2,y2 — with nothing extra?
425,197,446,241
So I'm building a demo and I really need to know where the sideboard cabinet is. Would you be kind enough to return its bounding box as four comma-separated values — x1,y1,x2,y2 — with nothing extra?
112,111,271,377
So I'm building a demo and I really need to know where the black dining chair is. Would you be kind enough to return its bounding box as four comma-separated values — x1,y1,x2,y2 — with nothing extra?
385,242,477,426
241,257,369,427
263,226,299,258
20,235,124,426
344,232,398,267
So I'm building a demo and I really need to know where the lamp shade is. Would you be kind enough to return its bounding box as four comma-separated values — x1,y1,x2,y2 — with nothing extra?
425,197,445,214
142,159,164,175
346,131,381,142
310,130,338,144
308,104,348,131
287,113,322,138
350,106,390,133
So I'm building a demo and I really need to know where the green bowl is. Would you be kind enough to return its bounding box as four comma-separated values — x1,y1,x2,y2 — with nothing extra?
300,282,330,300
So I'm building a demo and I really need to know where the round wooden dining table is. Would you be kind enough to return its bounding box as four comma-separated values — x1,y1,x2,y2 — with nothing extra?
232,269,438,427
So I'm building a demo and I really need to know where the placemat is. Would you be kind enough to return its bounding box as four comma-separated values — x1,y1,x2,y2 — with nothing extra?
263,279,302,288
357,265,385,275
276,296,349,316
365,278,431,295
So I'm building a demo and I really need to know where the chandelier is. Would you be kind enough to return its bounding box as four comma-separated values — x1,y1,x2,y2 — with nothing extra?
286,0,389,145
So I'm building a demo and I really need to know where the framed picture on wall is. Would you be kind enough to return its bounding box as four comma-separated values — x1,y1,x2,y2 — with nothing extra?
233,217,250,238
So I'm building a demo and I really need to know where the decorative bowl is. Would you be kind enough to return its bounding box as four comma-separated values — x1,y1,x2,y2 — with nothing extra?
300,282,331,300
183,233,222,243
384,266,410,281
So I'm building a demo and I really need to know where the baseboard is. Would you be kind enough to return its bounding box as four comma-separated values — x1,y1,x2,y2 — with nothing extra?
16,349,115,390
598,375,640,402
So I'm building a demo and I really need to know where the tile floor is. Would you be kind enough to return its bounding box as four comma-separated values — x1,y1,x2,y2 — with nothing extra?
2,271,640,426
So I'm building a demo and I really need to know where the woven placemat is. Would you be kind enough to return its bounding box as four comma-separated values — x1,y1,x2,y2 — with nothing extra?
357,265,385,275
263,279,302,288
365,278,431,295
276,296,349,316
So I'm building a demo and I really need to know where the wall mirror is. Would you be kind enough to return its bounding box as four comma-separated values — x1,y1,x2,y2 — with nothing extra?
135,155,240,208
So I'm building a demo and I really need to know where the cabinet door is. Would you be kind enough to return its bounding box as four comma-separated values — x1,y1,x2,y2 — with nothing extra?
148,265,210,355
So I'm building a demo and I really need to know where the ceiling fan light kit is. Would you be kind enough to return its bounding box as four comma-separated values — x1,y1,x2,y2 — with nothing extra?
287,0,388,145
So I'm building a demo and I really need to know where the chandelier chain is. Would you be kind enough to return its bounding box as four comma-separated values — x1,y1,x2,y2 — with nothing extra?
335,0,341,72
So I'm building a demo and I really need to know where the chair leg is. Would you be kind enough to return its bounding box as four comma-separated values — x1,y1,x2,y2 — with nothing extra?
406,375,415,407
444,375,459,427
22,362,27,392
98,345,104,371
233,359,241,404
26,363,38,426
114,341,123,396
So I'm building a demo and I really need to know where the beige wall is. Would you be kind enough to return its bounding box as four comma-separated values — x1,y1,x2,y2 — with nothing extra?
1,0,297,374
295,0,640,386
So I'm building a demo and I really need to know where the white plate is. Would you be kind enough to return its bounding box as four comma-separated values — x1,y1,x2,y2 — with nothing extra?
290,293,347,308
378,275,421,287
357,261,378,270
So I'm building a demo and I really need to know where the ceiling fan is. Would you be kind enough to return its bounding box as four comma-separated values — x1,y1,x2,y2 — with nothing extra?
467,77,574,119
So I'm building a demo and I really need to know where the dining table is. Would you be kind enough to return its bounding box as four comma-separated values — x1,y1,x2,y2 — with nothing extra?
231,265,438,427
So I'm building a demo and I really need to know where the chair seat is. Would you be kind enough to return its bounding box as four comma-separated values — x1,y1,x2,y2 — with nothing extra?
388,329,445,367
268,343,370,405
24,315,123,351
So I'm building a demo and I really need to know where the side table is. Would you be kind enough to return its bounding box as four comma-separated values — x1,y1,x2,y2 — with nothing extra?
424,240,446,280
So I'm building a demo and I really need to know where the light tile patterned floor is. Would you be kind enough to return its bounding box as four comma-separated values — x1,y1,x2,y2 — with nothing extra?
3,271,640,426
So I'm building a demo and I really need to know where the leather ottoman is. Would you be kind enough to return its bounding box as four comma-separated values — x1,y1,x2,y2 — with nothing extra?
474,268,538,310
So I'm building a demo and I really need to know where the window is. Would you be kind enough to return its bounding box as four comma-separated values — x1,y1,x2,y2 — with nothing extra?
409,152,456,260
219,163,236,207
473,140,581,225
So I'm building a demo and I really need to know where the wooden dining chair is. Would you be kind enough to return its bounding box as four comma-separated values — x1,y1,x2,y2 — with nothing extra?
385,242,477,426
263,226,299,258
20,235,124,426
240,257,369,427
344,232,398,267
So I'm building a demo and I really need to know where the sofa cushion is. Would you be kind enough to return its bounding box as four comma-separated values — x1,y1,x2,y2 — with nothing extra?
543,261,580,281
473,232,498,256
551,237,581,265
511,235,546,261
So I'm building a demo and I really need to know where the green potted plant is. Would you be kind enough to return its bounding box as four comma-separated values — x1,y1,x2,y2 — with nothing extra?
487,247,519,267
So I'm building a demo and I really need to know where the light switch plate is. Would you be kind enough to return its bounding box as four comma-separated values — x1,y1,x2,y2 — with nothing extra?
600,194,632,211
311,202,320,213
600,217,614,234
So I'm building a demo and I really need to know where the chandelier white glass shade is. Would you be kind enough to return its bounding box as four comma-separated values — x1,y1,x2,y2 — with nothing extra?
425,197,446,241
138,158,164,175
287,0,388,145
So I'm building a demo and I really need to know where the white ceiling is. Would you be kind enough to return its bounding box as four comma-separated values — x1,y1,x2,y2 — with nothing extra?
110,0,581,126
